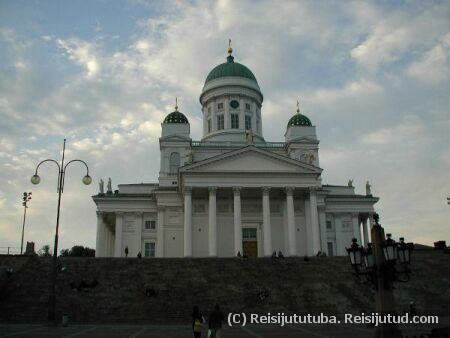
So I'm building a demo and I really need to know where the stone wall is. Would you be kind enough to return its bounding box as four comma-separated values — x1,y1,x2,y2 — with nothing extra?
0,251,448,323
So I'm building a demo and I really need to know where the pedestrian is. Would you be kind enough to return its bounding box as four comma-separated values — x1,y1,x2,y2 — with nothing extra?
208,304,225,338
409,301,417,315
192,305,204,338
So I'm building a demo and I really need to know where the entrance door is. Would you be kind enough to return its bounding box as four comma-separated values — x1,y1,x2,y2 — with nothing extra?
242,228,258,258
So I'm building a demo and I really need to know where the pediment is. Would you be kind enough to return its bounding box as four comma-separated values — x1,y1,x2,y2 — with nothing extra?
287,136,319,144
159,135,191,142
181,146,322,174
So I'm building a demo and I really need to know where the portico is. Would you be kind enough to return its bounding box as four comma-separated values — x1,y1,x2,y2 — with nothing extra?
181,185,322,258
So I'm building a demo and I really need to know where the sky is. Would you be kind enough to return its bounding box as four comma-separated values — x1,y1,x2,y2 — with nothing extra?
0,0,449,254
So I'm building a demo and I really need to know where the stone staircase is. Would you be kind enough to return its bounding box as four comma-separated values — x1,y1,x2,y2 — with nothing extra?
0,251,448,323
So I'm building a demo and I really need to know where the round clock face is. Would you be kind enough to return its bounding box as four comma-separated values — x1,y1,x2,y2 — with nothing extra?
230,100,239,109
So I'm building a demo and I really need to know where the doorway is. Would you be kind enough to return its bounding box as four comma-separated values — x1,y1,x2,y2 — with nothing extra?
242,228,258,258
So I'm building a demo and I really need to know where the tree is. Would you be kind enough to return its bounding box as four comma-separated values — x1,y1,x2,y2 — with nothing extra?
59,245,95,257
38,244,52,257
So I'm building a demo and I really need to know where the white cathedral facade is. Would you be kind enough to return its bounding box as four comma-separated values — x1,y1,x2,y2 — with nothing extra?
93,47,378,258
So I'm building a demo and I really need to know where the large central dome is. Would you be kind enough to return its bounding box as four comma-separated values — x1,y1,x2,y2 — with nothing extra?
205,55,258,85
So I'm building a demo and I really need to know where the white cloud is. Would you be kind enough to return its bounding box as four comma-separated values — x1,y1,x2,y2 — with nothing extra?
0,1,449,252
57,38,100,78
407,33,450,85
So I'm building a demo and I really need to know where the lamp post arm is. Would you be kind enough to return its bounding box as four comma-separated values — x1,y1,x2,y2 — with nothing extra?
63,159,90,175
61,159,90,193
34,159,61,174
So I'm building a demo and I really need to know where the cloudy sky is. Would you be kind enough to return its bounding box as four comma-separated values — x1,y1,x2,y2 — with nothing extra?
0,0,449,254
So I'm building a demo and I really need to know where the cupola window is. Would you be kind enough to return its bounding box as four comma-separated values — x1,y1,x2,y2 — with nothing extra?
245,103,251,111
217,115,224,130
231,114,239,129
218,102,224,110
245,115,252,130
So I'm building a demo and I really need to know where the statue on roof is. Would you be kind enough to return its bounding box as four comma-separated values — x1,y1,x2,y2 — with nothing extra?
99,179,104,194
366,181,372,196
348,179,353,187
107,177,112,193
186,149,194,164
245,129,254,145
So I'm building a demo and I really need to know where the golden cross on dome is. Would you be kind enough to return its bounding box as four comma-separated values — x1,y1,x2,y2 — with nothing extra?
228,38,233,55
175,97,178,111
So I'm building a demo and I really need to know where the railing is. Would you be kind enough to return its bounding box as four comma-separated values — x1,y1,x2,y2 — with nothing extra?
0,247,20,255
191,141,286,148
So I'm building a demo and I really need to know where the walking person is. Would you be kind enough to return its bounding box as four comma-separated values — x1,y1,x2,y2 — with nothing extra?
192,305,205,338
208,304,225,338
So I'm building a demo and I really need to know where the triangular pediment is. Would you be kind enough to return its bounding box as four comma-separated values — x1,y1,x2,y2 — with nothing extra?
287,136,319,144
181,146,322,174
159,135,191,142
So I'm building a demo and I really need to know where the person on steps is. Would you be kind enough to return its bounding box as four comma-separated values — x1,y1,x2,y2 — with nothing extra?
192,305,204,338
208,304,225,338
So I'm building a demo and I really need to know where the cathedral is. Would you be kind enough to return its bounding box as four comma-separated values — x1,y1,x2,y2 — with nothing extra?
93,45,378,258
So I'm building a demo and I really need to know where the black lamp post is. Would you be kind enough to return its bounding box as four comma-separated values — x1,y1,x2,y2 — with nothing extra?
20,192,32,255
346,213,412,338
31,139,91,324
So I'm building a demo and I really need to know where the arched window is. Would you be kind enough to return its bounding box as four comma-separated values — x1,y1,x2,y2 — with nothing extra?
169,152,180,173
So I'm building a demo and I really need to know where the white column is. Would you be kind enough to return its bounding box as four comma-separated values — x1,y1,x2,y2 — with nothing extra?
183,188,192,257
334,214,343,256
108,229,114,257
224,96,230,129
233,187,242,256
262,187,272,256
136,212,143,257
308,188,321,256
95,211,104,257
104,226,110,257
208,187,217,257
363,216,370,246
318,210,327,253
352,213,362,245
239,97,245,131
286,187,296,256
114,212,123,257
156,206,165,257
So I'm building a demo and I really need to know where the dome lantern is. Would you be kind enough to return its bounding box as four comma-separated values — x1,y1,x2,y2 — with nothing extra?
163,98,189,124
287,100,312,127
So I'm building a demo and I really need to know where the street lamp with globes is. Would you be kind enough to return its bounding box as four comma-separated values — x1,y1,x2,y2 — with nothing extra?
31,138,91,324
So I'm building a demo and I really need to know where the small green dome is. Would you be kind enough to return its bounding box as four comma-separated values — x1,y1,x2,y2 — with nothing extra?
163,110,189,124
288,113,312,127
205,55,258,84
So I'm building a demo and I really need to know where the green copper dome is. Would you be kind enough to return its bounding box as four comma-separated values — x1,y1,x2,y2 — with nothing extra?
205,55,258,84
288,113,312,127
163,110,189,124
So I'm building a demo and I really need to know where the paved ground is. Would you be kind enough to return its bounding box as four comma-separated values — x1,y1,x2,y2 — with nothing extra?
1,320,449,338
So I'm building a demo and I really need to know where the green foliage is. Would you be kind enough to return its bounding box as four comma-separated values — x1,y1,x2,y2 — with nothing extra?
59,245,95,257
38,244,52,257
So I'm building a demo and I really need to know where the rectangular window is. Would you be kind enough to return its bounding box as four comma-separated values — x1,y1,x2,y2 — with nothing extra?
245,103,251,110
145,220,156,230
207,119,212,133
218,102,224,110
242,228,257,240
245,115,252,130
144,242,155,257
217,115,224,130
327,242,334,257
326,220,332,230
231,114,239,129
208,107,211,114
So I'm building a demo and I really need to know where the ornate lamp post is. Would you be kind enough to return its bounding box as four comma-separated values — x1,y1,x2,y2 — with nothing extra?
346,213,412,338
31,139,91,324
20,192,32,254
